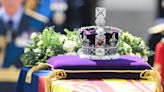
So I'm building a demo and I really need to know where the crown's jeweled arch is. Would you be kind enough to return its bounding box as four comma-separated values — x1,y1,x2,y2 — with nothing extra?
78,7,122,60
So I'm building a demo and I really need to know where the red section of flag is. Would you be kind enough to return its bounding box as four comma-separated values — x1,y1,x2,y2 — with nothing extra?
38,76,46,92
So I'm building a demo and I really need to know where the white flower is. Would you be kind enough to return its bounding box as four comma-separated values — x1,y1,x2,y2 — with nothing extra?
33,48,42,53
59,35,67,43
63,40,77,52
24,48,30,53
127,53,135,56
37,40,43,46
46,48,51,53
30,32,38,39
135,53,141,57
143,56,148,62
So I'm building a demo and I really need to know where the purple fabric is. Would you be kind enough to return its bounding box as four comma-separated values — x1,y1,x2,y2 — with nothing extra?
48,55,151,70
84,29,96,35
47,55,151,79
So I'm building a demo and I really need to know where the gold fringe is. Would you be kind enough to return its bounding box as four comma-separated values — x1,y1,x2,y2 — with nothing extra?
25,63,47,84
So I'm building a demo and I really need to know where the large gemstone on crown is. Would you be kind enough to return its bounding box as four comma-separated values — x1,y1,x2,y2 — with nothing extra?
95,48,105,56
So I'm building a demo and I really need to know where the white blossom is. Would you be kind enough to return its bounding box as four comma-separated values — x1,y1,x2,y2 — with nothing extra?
135,53,141,57
127,53,135,56
24,48,30,53
46,48,51,53
63,40,77,52
30,32,38,39
33,48,42,53
59,35,67,43
143,56,148,62
37,40,43,46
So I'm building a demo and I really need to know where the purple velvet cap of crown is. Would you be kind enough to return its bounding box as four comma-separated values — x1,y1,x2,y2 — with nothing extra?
81,28,96,35
47,55,151,70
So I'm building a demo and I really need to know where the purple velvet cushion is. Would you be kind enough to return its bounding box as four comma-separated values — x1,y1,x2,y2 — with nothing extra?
48,55,151,70
47,55,151,79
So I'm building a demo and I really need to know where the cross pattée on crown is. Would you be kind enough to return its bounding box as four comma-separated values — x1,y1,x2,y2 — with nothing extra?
95,7,106,26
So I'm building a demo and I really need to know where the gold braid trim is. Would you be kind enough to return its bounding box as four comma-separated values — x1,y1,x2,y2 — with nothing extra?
46,69,163,92
25,63,47,84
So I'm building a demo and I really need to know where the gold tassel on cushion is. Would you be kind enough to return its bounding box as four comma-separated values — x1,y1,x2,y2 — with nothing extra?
45,69,67,92
140,69,163,92
25,63,47,84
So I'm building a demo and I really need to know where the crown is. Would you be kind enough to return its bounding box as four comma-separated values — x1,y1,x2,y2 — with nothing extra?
77,7,122,60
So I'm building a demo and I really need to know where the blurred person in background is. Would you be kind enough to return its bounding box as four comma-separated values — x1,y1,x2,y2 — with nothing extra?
26,0,96,33
148,0,164,66
0,0,28,68
148,0,164,88
0,0,46,92
0,0,96,91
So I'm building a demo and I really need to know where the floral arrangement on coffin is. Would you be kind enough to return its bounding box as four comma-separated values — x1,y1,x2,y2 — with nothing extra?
20,27,152,66
117,32,153,61
20,27,81,65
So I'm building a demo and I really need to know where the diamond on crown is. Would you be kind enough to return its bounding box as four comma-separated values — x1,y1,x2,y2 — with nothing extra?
77,7,122,60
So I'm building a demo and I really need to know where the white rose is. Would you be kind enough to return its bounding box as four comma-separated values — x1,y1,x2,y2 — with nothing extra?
63,40,77,52
37,40,43,46
33,48,42,53
24,48,30,53
30,32,38,39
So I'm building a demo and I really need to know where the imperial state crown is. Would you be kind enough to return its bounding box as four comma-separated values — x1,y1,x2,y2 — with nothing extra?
78,7,122,60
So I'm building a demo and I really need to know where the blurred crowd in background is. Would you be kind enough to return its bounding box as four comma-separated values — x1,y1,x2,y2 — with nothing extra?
0,0,163,92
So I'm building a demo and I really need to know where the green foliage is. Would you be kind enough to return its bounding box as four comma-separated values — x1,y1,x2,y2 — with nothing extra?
117,32,152,59
21,27,63,65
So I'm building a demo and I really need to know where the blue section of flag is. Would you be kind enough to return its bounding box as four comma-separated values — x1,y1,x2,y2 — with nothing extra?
15,67,50,92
